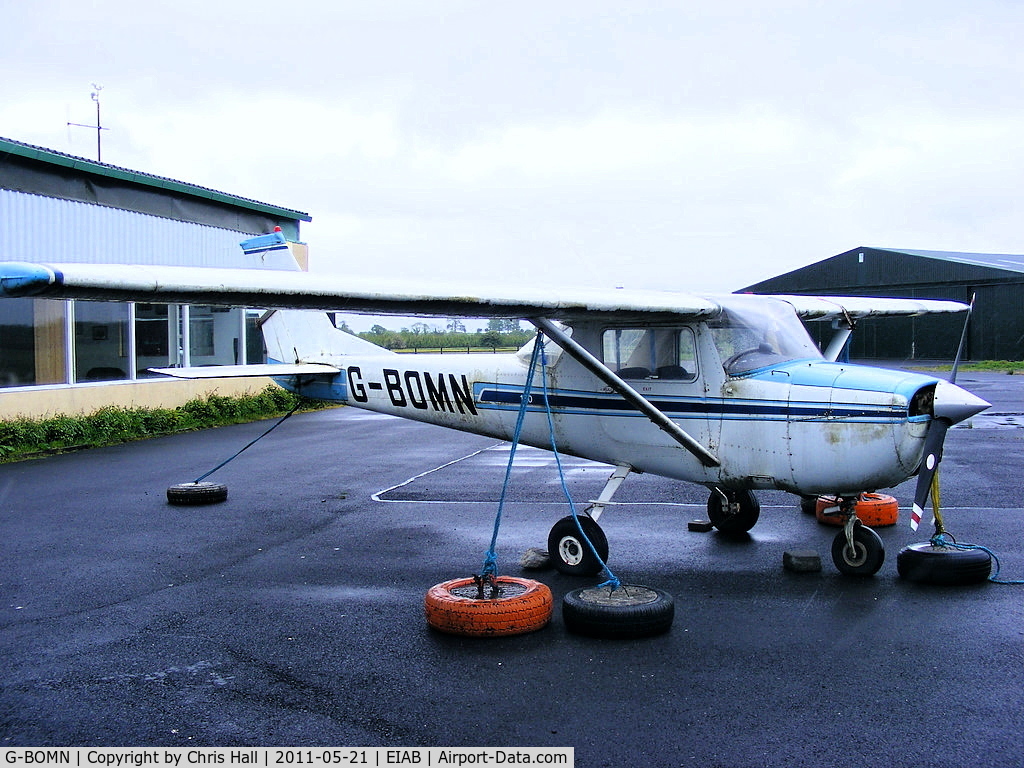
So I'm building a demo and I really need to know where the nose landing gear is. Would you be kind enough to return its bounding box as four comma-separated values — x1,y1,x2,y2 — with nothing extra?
826,496,885,576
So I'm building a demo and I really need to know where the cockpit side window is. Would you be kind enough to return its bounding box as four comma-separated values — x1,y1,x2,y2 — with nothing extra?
601,327,698,382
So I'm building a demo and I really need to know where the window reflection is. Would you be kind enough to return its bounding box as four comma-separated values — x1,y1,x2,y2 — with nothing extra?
0,298,67,387
74,301,130,382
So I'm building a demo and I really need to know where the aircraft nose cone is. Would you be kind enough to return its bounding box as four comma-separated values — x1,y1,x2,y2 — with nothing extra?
932,379,990,424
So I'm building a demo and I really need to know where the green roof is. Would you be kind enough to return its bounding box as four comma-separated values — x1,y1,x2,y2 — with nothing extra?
0,136,311,222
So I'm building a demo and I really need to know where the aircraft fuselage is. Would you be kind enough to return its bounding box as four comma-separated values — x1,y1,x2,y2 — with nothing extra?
272,317,970,498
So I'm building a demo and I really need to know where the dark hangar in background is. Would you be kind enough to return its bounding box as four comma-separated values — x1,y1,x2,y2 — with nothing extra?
742,246,1024,362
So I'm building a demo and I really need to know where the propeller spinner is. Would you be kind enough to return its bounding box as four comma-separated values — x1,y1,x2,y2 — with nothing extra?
909,380,990,531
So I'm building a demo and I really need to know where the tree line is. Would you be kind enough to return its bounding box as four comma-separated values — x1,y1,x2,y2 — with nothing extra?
343,317,535,351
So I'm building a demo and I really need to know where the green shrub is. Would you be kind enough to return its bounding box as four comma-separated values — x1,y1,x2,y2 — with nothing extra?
0,385,329,463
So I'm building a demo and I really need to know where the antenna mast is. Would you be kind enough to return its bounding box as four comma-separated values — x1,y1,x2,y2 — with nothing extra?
67,84,107,161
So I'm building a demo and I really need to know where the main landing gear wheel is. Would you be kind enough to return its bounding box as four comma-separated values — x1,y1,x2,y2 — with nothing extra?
562,584,674,639
897,542,992,586
547,515,609,576
166,481,228,506
831,521,885,576
707,489,760,535
424,576,553,637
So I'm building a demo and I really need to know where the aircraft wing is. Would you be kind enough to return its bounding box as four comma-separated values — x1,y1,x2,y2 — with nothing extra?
0,262,722,322
777,294,970,321
0,261,969,321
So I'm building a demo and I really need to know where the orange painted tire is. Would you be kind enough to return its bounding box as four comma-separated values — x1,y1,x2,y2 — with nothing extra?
816,493,899,527
424,577,553,637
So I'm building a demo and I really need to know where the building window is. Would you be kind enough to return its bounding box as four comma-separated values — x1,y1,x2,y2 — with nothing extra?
136,303,180,378
0,300,263,389
0,298,68,388
246,310,266,365
187,305,245,365
74,301,130,382
189,306,216,359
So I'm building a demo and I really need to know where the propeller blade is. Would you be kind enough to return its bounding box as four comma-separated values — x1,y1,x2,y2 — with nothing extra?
910,296,978,532
910,417,950,531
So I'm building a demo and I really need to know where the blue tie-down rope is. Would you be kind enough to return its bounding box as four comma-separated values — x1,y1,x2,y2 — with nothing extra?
535,336,621,591
193,400,301,484
480,332,621,589
931,532,1024,585
479,333,543,577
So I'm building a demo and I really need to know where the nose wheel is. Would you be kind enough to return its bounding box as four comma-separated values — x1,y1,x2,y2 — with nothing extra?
827,498,885,576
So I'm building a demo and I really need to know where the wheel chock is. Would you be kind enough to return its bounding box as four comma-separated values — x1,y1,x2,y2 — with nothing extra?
520,547,551,570
783,550,822,573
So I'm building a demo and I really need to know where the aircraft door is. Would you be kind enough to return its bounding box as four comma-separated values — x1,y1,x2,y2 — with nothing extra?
598,327,713,461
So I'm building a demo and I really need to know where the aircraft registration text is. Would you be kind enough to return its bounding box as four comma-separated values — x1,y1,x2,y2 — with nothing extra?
346,367,478,415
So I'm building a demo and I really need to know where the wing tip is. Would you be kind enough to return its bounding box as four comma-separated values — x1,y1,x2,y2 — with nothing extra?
0,262,60,297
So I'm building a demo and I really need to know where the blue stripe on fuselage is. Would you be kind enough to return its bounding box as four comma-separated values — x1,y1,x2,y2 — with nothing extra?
474,385,907,423
475,362,935,423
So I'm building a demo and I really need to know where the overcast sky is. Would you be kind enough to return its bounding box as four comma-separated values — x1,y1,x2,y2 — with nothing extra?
2,1,1022,329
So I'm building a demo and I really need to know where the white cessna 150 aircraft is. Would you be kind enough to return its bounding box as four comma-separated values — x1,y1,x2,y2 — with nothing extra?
0,242,989,578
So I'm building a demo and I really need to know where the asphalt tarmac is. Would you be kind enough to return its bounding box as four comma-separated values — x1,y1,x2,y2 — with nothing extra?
2,371,1023,767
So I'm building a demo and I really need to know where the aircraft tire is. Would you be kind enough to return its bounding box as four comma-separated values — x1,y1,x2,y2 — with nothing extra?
816,493,899,527
707,489,760,535
166,481,228,505
897,542,992,586
424,576,553,637
547,516,608,577
831,522,885,576
562,584,674,639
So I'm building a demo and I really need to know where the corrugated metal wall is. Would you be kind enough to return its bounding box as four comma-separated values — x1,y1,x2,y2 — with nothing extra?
0,189,256,269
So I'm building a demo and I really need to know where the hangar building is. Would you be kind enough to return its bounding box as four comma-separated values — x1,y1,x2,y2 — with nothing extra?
0,136,311,418
743,246,1024,362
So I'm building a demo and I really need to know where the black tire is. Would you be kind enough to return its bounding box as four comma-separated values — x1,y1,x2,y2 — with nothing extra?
799,495,818,515
167,481,228,506
831,522,884,576
547,516,608,577
562,584,674,639
707,489,760,535
897,542,992,586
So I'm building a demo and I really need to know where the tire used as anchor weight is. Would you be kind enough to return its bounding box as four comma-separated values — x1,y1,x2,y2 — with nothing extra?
897,542,992,586
831,521,885,576
547,515,609,576
166,481,228,506
562,584,674,639
424,576,553,637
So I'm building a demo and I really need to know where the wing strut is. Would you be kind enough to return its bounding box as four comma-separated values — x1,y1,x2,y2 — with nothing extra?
530,318,720,468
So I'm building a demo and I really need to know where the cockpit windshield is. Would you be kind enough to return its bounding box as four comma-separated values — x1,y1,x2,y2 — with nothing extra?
708,296,822,375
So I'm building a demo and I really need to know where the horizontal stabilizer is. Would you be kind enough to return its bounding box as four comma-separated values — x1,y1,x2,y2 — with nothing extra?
149,363,340,379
